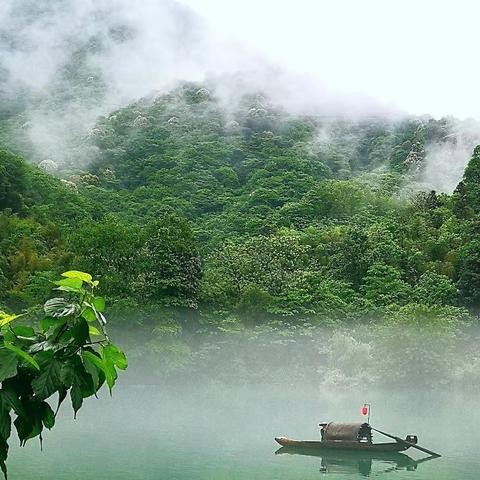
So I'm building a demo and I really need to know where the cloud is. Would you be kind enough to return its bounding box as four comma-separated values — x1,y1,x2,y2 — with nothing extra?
0,0,236,164
0,0,401,166
421,118,480,193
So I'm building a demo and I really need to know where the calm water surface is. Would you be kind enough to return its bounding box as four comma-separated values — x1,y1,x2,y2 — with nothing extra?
8,377,480,479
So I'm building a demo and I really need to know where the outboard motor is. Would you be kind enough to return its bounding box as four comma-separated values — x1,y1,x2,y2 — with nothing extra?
405,435,418,444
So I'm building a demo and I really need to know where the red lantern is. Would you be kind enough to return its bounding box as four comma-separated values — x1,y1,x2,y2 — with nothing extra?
361,405,369,416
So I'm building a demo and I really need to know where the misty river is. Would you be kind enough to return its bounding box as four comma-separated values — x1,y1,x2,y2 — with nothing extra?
6,324,480,480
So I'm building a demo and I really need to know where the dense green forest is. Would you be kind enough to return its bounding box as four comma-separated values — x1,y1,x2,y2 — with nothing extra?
1,83,479,331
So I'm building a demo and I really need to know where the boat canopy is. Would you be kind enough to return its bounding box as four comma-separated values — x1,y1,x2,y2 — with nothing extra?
323,422,371,442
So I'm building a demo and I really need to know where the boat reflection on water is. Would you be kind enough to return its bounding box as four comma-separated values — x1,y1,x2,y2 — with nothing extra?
275,446,437,476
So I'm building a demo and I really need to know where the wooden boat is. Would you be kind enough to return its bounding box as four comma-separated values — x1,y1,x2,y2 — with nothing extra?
275,436,409,452
275,422,417,453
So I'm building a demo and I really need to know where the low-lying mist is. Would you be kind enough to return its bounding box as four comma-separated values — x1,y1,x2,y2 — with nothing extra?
113,321,480,392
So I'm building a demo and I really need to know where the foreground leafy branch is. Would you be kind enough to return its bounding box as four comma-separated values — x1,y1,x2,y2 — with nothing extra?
0,271,127,478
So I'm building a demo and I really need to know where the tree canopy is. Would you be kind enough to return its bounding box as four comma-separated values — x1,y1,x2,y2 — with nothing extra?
1,83,479,326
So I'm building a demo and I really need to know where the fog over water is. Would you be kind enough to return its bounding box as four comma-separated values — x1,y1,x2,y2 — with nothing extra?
7,326,480,479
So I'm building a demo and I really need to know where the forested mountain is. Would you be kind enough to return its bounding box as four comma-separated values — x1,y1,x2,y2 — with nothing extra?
1,83,479,328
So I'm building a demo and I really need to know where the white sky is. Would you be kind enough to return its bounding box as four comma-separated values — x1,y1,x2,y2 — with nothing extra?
181,0,480,119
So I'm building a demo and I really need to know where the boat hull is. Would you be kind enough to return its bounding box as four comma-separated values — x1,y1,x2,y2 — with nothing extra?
274,437,409,452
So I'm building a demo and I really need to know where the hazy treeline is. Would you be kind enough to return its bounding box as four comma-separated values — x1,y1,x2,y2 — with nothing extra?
113,321,480,391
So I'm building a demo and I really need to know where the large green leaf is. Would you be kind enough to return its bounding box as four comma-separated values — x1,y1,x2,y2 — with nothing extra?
13,401,43,446
0,350,18,382
0,330,15,344
31,359,62,400
98,344,127,393
59,362,74,389
11,326,36,339
99,352,116,392
41,403,55,429
0,407,11,441
4,343,39,371
69,364,94,416
0,313,20,328
0,388,27,418
39,316,64,333
88,326,101,336
82,350,115,392
92,297,105,312
66,319,90,345
55,388,67,415
81,351,105,390
54,278,83,289
81,351,104,370
102,344,128,370
70,383,83,417
81,307,96,322
12,396,48,446
44,298,78,318
61,271,92,283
